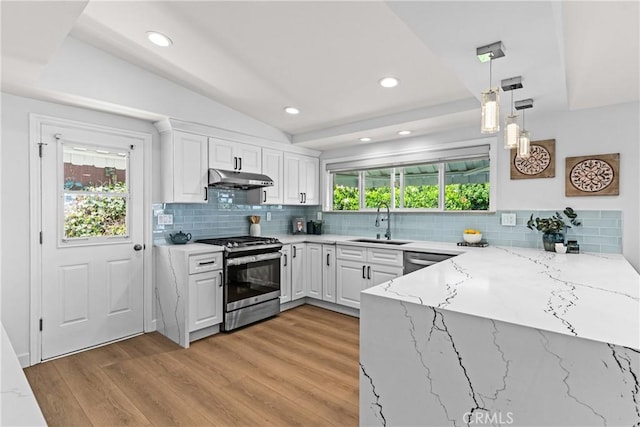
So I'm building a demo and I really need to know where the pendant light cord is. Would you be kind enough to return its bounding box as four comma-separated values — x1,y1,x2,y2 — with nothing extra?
522,109,526,130
489,56,493,88
510,90,514,115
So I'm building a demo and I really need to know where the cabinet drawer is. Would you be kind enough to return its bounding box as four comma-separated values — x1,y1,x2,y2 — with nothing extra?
367,248,403,266
336,245,366,262
189,252,223,275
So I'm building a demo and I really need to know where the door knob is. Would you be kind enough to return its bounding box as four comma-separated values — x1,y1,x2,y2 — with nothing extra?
133,244,143,251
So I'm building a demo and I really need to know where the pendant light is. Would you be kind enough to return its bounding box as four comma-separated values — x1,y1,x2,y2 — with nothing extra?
515,99,533,158
477,41,505,134
501,76,523,149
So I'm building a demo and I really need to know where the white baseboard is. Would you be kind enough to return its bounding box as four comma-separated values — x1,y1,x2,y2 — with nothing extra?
280,299,307,312
305,299,360,318
17,353,31,368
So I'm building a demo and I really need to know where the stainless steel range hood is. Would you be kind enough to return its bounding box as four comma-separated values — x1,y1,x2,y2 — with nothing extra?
208,169,274,190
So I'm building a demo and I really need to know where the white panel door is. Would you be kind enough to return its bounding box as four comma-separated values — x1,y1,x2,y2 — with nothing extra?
235,143,261,174
322,245,336,303
188,270,223,332
301,156,320,204
306,243,322,299
40,122,145,360
336,259,367,309
173,131,208,203
208,137,236,171
280,245,292,304
262,148,283,204
283,153,302,204
291,244,306,300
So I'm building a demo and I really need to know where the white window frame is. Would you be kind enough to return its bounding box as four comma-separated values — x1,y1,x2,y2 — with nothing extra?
321,137,497,212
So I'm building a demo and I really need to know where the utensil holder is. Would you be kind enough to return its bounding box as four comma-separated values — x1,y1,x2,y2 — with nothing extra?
250,223,261,237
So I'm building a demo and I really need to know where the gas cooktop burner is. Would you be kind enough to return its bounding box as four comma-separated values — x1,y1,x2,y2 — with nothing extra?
195,236,282,251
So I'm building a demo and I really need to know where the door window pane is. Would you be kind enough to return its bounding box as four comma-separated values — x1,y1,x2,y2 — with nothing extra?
444,159,490,210
64,195,128,238
402,165,439,209
63,146,127,192
62,144,130,240
364,168,392,208
333,171,359,211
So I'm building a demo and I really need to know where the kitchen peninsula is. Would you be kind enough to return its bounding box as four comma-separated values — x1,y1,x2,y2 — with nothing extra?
360,245,639,426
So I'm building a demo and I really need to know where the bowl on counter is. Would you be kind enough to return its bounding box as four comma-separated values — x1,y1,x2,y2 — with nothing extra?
463,233,483,244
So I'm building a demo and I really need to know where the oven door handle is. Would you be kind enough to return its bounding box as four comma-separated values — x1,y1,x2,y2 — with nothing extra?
226,252,282,266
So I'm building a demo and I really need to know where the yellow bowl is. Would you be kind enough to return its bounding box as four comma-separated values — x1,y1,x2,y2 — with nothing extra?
463,233,482,244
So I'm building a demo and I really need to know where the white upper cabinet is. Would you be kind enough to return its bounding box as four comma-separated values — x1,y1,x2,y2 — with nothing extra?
248,148,283,205
208,137,261,174
159,130,209,203
283,153,319,205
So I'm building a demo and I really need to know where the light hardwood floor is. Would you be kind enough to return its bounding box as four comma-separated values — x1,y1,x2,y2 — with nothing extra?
25,305,359,426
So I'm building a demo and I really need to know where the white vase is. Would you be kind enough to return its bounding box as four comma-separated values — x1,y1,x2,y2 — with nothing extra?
250,223,261,237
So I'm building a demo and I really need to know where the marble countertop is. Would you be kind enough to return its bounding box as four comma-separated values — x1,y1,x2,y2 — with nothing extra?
153,234,638,349
363,245,639,350
1,325,47,426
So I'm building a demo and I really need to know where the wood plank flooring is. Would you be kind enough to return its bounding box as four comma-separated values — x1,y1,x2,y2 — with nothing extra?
24,305,359,426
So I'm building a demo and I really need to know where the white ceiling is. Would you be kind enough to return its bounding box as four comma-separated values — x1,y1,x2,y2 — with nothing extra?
1,1,638,151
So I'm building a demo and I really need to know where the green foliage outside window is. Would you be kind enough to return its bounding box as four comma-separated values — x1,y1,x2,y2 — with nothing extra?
333,183,489,211
64,182,128,238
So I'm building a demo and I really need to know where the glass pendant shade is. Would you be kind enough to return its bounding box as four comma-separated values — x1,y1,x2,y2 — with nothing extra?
518,130,531,158
481,89,500,134
504,114,519,149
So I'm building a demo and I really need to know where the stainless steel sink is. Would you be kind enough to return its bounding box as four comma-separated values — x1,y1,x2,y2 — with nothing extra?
349,238,410,245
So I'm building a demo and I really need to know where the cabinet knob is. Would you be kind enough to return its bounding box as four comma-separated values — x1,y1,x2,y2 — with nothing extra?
133,244,143,251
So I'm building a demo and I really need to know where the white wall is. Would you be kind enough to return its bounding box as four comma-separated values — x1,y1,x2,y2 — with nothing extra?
36,36,291,146
0,93,159,363
322,102,640,271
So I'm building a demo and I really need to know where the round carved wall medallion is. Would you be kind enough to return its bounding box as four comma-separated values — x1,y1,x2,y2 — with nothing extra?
569,159,614,192
514,144,551,175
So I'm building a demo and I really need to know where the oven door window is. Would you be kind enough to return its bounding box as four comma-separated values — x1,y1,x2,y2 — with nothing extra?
226,257,280,308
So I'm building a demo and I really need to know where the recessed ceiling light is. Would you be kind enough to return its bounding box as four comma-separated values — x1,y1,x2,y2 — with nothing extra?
146,31,172,47
398,130,412,136
379,77,399,88
359,137,372,142
284,106,300,115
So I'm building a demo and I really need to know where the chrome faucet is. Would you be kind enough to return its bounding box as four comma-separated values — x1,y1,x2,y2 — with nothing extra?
375,202,391,240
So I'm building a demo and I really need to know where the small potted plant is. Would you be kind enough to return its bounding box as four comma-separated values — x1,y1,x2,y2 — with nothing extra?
526,207,581,252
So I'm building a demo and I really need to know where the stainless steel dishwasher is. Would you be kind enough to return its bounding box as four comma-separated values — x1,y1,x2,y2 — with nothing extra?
403,251,455,274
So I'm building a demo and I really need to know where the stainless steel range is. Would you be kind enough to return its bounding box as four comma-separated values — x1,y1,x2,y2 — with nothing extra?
196,236,282,331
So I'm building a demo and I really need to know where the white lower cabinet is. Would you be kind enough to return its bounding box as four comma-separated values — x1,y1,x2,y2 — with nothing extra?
280,244,292,304
307,243,323,299
336,245,403,309
322,245,336,303
188,269,223,332
187,252,224,332
282,242,337,305
336,259,368,308
291,243,306,300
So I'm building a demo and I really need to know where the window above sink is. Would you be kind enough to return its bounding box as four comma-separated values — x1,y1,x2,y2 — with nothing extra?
324,139,496,213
